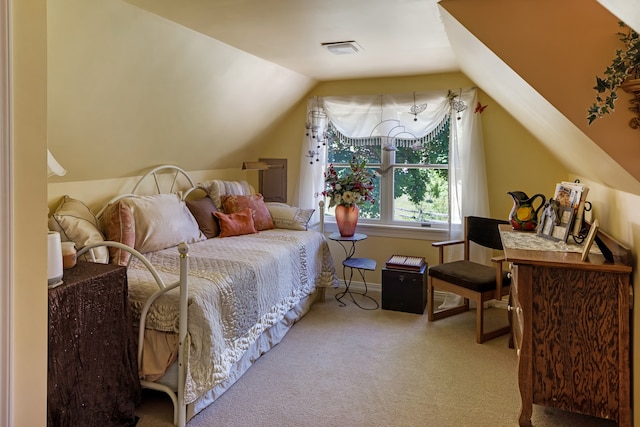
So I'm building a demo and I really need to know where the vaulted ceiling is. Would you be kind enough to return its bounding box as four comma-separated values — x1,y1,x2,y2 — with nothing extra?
125,0,459,81
123,0,640,194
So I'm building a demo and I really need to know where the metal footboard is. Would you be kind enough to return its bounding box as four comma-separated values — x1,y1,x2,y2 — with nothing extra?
78,241,190,427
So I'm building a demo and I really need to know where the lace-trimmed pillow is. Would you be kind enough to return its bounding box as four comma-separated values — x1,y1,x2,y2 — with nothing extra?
265,203,315,231
197,180,255,210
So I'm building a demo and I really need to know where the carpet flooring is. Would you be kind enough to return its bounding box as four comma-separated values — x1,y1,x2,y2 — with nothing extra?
135,287,618,427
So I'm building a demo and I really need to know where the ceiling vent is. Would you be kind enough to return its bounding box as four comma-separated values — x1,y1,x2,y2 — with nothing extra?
322,41,362,55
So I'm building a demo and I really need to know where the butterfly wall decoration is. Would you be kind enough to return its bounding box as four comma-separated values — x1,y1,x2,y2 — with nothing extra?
475,102,488,114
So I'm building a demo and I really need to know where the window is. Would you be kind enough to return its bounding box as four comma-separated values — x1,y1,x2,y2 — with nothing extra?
325,118,450,230
299,89,488,241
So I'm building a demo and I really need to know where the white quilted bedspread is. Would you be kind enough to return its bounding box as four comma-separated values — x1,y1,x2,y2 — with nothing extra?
126,229,337,404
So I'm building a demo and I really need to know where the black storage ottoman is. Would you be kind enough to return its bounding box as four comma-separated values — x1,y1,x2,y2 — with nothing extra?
381,264,428,314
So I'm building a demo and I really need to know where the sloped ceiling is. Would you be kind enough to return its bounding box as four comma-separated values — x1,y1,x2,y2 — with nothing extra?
439,0,640,195
124,0,459,80
47,0,317,180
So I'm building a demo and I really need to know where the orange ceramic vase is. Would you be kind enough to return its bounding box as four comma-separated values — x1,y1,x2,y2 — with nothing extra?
335,204,359,237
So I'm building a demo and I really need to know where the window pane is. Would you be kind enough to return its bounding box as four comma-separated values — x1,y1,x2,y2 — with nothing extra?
324,117,449,228
393,168,449,224
358,168,380,220
395,144,448,165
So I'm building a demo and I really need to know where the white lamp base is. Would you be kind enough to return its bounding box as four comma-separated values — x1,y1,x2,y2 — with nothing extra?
47,231,63,286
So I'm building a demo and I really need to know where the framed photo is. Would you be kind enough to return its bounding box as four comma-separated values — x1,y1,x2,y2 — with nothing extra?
537,201,574,242
581,219,599,262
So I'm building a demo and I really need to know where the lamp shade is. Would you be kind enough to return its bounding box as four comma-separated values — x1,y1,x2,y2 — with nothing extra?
242,161,269,170
47,149,66,177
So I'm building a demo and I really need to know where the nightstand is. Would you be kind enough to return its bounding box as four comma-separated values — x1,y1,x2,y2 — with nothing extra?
48,261,140,426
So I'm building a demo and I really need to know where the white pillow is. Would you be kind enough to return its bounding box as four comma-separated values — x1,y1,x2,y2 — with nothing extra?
197,180,255,210
265,203,315,231
102,193,205,254
48,195,109,263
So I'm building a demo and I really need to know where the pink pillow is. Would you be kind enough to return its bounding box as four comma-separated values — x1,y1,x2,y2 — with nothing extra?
213,208,258,237
186,196,220,238
221,194,275,231
102,201,135,266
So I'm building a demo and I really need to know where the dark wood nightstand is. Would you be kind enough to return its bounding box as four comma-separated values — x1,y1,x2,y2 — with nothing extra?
48,261,141,427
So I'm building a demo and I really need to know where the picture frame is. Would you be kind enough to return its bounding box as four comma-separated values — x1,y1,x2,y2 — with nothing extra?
537,200,574,242
581,219,599,262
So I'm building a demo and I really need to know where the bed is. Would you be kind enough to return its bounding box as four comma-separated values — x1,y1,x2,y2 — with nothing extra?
50,165,336,426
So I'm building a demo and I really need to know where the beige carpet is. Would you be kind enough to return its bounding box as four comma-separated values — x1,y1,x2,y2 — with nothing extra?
136,287,617,427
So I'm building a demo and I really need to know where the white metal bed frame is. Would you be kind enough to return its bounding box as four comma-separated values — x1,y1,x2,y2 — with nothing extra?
77,165,329,426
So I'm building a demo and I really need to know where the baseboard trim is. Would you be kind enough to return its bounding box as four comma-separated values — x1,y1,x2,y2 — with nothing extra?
336,281,507,310
334,281,448,306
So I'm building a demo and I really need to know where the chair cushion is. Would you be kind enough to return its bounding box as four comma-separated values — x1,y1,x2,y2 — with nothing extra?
428,260,511,293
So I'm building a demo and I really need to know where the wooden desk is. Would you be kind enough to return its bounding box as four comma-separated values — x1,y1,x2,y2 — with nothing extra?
499,225,632,426
48,261,140,427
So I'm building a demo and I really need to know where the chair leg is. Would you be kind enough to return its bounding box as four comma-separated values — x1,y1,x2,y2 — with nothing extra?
428,287,469,321
477,301,511,344
427,277,435,321
476,300,484,344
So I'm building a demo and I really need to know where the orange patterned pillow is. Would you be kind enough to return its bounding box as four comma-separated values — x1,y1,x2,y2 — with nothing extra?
213,208,258,237
221,194,275,231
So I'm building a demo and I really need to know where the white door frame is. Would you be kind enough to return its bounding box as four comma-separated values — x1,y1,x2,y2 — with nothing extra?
0,0,13,425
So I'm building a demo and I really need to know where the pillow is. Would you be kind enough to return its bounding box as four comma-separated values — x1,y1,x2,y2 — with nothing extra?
265,203,315,231
221,194,275,231
101,193,205,254
213,208,258,237
197,180,255,210
48,195,109,263
101,200,135,266
186,196,220,238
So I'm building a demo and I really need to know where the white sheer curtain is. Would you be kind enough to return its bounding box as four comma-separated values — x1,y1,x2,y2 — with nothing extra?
299,88,489,235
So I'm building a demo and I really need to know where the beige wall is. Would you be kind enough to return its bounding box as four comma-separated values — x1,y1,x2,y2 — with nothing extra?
12,0,48,425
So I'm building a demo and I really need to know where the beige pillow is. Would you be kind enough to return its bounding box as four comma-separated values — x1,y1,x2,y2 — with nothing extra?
101,194,205,254
197,180,255,210
265,203,315,231
48,195,109,263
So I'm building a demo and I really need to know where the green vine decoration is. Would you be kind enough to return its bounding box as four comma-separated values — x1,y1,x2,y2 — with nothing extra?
587,22,640,125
